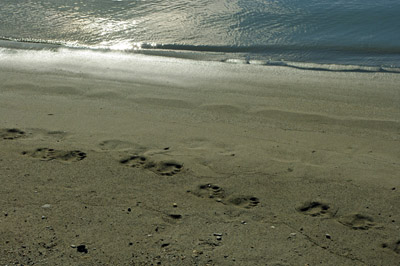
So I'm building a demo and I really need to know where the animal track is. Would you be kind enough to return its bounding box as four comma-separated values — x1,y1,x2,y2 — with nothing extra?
120,155,183,176
226,196,260,209
338,214,377,230
22,148,86,162
297,201,331,217
0,128,26,140
192,184,226,200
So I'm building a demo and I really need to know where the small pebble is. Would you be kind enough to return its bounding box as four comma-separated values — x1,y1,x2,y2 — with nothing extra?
325,234,332,239
241,221,247,224
216,236,222,241
41,204,51,209
71,245,76,248
41,216,46,220
173,203,178,208
213,233,223,237
77,244,88,253
290,233,297,237
270,226,276,229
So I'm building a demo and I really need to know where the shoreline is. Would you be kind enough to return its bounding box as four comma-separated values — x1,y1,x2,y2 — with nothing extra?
1,52,400,265
1,39,400,73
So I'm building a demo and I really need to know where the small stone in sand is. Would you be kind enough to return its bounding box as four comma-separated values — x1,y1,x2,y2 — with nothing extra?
77,245,88,253
41,204,51,209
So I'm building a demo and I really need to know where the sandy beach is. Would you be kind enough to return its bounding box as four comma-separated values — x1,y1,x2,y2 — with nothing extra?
1,50,400,265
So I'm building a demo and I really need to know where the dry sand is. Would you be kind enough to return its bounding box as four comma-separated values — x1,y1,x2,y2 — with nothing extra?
1,51,400,265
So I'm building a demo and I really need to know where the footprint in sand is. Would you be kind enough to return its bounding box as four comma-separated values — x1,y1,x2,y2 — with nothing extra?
226,195,260,209
120,155,183,176
382,240,400,255
98,139,143,151
191,183,226,200
120,155,149,168
0,128,26,140
338,214,377,230
190,184,259,208
153,161,183,176
22,148,86,162
1,128,67,142
297,201,332,217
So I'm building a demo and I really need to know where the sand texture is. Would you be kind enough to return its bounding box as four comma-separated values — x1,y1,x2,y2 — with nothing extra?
1,53,400,265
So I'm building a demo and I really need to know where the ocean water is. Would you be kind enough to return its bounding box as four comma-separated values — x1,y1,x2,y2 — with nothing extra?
1,0,400,71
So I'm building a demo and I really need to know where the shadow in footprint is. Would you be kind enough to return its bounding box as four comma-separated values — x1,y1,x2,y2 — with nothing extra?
338,214,377,230
192,184,226,200
23,148,86,162
1,128,26,140
226,196,260,209
297,201,332,217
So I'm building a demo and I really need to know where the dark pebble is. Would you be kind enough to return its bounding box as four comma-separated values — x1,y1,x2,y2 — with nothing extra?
77,245,88,253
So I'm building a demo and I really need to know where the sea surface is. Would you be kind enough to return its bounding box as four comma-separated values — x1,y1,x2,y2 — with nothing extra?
1,0,400,72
